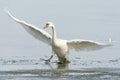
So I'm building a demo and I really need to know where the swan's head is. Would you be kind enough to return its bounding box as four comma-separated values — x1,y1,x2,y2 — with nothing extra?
44,22,55,29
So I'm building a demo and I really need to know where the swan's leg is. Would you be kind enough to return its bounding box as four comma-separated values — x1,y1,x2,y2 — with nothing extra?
57,57,70,64
62,52,70,63
58,53,70,64
63,58,70,63
45,52,55,62
45,55,54,62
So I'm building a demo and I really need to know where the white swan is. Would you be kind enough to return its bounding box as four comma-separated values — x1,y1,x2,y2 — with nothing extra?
7,11,111,63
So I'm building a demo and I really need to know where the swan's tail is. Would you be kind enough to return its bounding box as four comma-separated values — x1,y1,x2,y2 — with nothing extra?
109,38,112,43
107,38,113,46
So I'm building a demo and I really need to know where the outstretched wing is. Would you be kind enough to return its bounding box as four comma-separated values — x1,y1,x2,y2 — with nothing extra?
7,11,52,45
67,39,111,51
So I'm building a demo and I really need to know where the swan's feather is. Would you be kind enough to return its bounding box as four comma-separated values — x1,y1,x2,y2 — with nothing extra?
67,39,111,51
7,11,52,45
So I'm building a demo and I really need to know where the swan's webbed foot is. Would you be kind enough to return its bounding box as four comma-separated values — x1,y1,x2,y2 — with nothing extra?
45,59,50,62
57,61,70,64
58,62,63,64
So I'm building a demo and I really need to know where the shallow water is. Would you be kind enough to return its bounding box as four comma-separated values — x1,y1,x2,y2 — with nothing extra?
0,68,120,80
0,57,120,80
0,66,120,80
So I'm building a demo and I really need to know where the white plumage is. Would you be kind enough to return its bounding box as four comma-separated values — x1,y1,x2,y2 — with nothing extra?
7,11,111,63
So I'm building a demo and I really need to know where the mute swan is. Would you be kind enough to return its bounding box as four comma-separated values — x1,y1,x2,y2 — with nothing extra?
7,11,111,63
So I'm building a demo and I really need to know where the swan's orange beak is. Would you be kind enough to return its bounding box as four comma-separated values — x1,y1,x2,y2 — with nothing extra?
44,25,48,29
44,24,49,29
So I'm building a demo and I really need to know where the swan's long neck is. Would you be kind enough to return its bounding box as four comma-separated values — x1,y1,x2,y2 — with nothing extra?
52,26,57,44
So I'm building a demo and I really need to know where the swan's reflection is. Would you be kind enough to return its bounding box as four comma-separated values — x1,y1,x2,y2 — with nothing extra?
45,62,69,76
57,63,69,70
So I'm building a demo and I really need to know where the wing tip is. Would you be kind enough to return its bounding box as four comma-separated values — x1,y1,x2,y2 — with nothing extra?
109,38,113,45
109,38,112,43
4,8,21,24
4,7,11,16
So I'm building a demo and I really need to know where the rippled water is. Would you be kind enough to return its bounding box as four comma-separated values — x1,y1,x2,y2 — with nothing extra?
0,57,120,80
0,68,120,80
